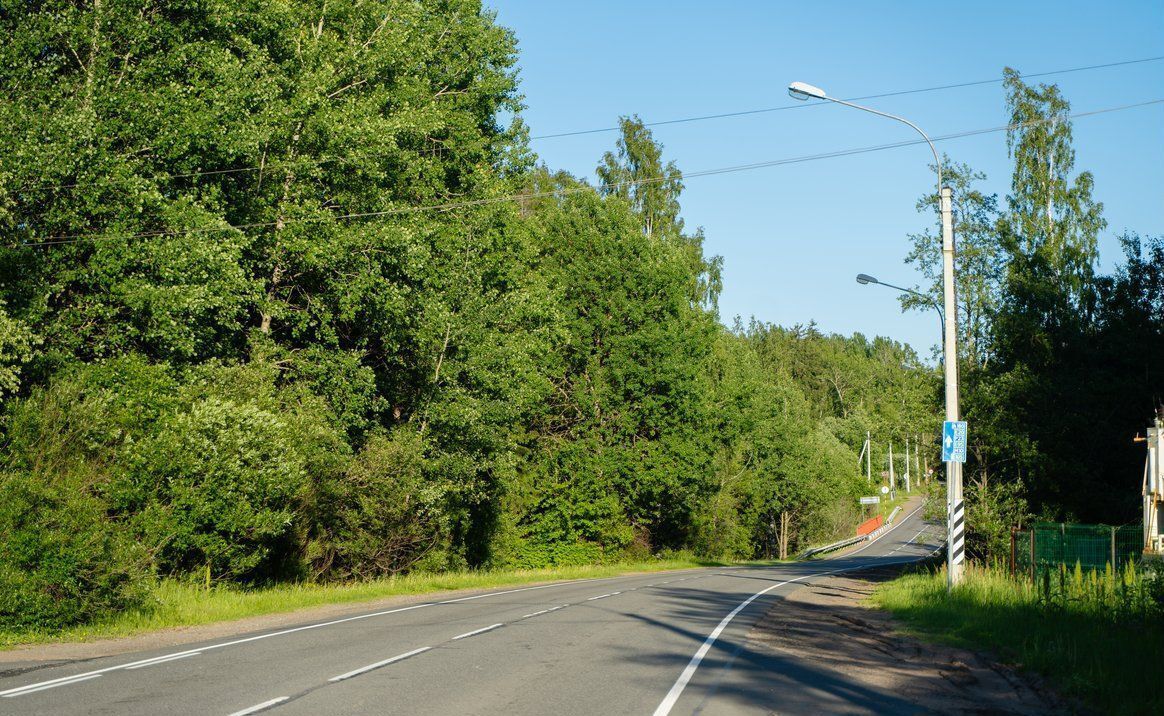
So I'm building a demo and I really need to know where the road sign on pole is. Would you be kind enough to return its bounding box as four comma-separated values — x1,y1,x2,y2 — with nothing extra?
942,421,967,463
859,496,881,505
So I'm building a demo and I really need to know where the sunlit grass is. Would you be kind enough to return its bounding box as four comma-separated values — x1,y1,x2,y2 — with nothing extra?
875,563,1164,715
0,556,728,650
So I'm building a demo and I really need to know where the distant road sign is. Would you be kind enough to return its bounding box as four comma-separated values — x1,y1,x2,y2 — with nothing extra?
942,420,968,462
859,496,881,505
880,486,889,495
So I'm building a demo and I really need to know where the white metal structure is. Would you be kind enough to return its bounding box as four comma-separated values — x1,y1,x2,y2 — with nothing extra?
1143,417,1164,554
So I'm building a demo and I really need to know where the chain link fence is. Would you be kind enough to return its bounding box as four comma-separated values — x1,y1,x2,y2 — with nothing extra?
1010,523,1142,578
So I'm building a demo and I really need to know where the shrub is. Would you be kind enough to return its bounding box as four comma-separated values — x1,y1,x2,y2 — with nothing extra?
118,398,309,582
308,430,449,580
0,471,150,630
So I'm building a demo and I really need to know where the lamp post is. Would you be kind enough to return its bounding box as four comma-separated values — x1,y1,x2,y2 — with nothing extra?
790,81,964,588
855,273,944,339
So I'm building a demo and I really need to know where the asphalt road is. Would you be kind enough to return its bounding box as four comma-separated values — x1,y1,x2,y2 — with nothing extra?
0,499,942,716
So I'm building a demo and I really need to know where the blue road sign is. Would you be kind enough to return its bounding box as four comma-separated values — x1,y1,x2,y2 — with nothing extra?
942,421,967,463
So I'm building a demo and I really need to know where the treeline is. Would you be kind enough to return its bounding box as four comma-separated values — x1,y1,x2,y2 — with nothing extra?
0,1,936,629
903,70,1164,560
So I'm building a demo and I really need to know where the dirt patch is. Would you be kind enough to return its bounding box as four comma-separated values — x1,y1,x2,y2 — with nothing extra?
744,567,1080,715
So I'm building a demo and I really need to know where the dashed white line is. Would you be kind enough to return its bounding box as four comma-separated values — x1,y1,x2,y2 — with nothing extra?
124,652,201,670
0,571,672,698
452,623,504,640
520,605,566,619
228,696,290,715
329,647,432,683
1,674,101,697
586,591,621,601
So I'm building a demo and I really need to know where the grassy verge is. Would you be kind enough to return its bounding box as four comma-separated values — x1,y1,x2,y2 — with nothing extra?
1,556,731,650
874,563,1164,715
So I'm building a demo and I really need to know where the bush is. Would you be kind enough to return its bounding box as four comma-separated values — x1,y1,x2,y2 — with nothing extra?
308,430,449,580
117,398,309,582
0,471,150,630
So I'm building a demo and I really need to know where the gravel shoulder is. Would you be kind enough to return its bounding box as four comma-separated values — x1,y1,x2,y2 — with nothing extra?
743,566,1076,715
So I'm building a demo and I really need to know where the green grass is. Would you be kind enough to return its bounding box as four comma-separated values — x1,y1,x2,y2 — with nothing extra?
0,556,730,650
875,563,1164,715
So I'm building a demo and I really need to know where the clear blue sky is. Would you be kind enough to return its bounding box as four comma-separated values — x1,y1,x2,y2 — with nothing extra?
489,0,1164,358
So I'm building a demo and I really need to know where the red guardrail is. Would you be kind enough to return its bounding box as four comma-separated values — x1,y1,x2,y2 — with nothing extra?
856,515,884,536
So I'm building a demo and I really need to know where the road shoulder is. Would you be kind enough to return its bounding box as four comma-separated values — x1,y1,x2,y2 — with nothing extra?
743,566,1072,715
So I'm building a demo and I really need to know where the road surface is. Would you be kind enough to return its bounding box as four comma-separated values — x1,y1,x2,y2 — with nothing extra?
0,500,942,715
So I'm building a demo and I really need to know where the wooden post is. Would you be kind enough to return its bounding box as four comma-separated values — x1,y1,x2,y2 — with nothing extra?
1010,528,1016,577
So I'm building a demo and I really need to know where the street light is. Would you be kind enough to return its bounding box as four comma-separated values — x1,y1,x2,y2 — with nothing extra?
791,80,965,588
855,273,944,337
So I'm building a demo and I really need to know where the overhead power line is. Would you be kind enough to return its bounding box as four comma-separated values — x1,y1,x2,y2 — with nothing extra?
528,55,1164,139
21,97,1164,248
15,54,1164,195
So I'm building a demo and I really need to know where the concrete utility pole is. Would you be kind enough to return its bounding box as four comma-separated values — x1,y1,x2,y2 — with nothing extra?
888,442,896,501
941,187,964,587
915,435,922,485
788,79,965,589
904,436,911,493
866,431,872,483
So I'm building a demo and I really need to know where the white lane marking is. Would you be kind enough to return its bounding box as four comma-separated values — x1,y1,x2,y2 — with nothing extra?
329,646,432,683
228,696,290,715
841,501,927,558
522,609,551,619
124,652,201,669
1,674,101,697
890,527,930,554
586,591,621,601
652,555,929,716
451,623,503,640
0,568,699,698
653,501,934,716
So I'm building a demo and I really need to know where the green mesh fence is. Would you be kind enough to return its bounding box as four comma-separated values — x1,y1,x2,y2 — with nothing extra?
1011,523,1143,577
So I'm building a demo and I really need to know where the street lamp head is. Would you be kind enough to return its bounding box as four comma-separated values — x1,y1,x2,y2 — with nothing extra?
788,81,827,101
855,273,878,285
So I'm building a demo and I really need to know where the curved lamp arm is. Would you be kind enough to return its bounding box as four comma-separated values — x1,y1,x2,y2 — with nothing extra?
873,279,945,335
819,96,943,197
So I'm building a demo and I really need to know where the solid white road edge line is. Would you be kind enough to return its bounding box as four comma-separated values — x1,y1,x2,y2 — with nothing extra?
328,647,432,683
0,674,101,697
652,556,929,716
124,652,201,669
652,501,932,716
451,623,504,641
841,501,926,558
227,696,290,716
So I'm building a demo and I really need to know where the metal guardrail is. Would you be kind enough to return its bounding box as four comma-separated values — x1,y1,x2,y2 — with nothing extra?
798,505,905,560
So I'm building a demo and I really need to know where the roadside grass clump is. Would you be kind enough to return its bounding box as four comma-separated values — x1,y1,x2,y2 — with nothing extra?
0,555,726,650
875,561,1164,715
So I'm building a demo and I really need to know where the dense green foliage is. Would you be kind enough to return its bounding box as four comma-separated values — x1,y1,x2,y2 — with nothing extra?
903,71,1163,561
0,2,935,630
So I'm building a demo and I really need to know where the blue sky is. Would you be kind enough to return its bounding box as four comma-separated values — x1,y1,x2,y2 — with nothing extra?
489,0,1164,358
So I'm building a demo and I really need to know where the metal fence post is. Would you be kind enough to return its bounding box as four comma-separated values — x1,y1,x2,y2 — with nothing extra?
1029,528,1036,582
1111,526,1117,570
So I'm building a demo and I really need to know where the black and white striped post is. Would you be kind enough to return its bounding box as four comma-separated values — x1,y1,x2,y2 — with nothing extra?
948,476,965,577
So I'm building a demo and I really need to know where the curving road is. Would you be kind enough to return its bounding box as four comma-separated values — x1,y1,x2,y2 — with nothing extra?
0,499,942,716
